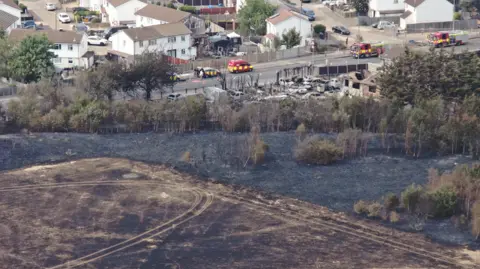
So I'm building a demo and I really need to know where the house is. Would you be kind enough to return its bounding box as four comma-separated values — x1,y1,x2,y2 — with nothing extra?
109,22,196,62
343,70,381,98
400,0,454,29
368,0,405,18
134,4,205,34
79,0,103,12
0,0,21,34
265,8,311,48
103,0,147,27
8,29,94,71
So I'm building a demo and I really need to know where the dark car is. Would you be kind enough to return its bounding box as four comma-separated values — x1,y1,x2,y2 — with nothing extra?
22,20,36,29
103,26,128,39
332,25,350,35
371,22,378,28
72,7,89,12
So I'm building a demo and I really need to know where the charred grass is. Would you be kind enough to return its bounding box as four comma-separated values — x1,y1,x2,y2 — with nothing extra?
0,158,476,269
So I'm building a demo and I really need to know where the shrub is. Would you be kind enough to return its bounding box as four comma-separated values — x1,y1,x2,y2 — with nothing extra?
353,200,369,215
166,1,176,8
294,136,342,165
453,12,461,20
181,151,191,162
383,192,400,212
295,123,306,141
401,184,424,213
313,24,326,34
367,202,382,218
389,211,399,223
248,126,268,165
179,5,196,14
429,186,457,218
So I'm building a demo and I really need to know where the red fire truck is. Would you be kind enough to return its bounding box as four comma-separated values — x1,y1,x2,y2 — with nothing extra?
427,30,469,48
350,42,385,58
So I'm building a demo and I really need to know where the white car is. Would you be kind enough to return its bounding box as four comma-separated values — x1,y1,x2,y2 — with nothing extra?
58,13,71,23
45,3,56,11
167,93,183,101
87,36,108,46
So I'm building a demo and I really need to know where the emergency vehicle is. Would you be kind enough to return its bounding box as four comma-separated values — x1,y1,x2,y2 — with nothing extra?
227,59,253,73
194,67,221,78
350,42,385,58
427,30,469,47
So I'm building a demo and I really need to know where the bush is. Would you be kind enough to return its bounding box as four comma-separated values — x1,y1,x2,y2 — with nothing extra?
367,202,383,218
294,136,342,165
353,200,369,215
179,5,196,14
401,184,424,213
295,123,306,141
453,12,461,20
383,192,400,212
166,1,176,8
429,186,457,218
313,24,326,34
181,151,191,162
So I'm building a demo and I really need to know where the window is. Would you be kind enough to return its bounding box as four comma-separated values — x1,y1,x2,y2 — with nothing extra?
352,83,360,89
52,58,61,63
181,49,185,54
68,58,73,64
53,44,62,50
148,39,156,45
139,41,143,47
168,37,176,43
181,35,186,41
68,44,73,51
369,86,377,93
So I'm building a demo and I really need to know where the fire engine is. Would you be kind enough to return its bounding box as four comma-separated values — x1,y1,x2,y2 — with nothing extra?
350,42,385,59
427,30,469,47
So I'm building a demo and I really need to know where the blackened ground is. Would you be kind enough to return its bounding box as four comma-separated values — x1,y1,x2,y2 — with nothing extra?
0,132,474,245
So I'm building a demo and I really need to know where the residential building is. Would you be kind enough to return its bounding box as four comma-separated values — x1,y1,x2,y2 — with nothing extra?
79,0,103,11
265,8,311,48
368,0,405,18
103,0,147,27
400,0,454,29
8,29,94,71
134,4,205,34
109,22,196,61
0,0,21,34
343,70,380,98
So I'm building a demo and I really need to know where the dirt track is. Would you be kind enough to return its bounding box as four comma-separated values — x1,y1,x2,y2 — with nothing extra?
0,158,477,269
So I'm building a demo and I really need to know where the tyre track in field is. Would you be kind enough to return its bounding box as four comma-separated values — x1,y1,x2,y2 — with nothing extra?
0,181,214,269
217,193,473,269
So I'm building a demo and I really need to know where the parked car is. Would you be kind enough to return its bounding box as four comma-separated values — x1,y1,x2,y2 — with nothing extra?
377,21,395,30
302,8,315,21
167,93,183,101
45,3,56,11
72,7,89,12
104,26,128,39
72,23,89,32
332,25,350,35
58,13,71,23
87,36,108,46
21,20,36,29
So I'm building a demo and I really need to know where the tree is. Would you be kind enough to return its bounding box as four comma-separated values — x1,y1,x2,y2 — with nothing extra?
281,28,302,49
351,0,369,15
78,62,126,101
401,184,424,214
313,24,326,34
237,0,276,36
9,35,56,83
123,52,176,100
0,34,13,79
179,5,196,13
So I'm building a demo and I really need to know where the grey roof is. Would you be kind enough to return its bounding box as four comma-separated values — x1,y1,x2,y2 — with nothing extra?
0,9,18,30
107,0,146,8
404,0,426,7
400,10,412,19
0,0,20,10
134,4,190,23
121,22,191,41
9,29,84,44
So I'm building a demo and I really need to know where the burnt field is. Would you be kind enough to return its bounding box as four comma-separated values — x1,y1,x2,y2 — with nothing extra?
0,158,478,269
0,132,475,245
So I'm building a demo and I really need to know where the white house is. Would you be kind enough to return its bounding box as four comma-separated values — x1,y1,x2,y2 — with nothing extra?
109,22,197,61
134,4,205,34
369,0,405,18
0,0,21,34
265,8,311,48
79,0,103,12
9,29,94,71
400,0,454,29
103,0,147,26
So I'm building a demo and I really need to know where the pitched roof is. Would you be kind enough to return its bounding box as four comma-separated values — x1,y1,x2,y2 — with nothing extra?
0,0,20,10
107,0,145,8
266,8,308,25
121,22,191,41
9,29,84,44
404,0,426,7
0,9,18,30
134,4,190,22
400,10,412,19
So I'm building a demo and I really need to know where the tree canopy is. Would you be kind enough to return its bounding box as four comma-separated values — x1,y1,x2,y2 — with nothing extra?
237,0,277,36
281,28,302,49
9,35,56,83
351,0,369,15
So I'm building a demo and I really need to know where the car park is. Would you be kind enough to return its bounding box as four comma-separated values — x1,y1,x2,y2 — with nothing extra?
332,26,350,35
87,36,108,46
45,3,56,11
58,13,71,23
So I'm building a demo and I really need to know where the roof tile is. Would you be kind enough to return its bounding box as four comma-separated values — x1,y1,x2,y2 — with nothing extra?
121,22,191,41
9,29,84,44
134,4,191,23
0,9,18,30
